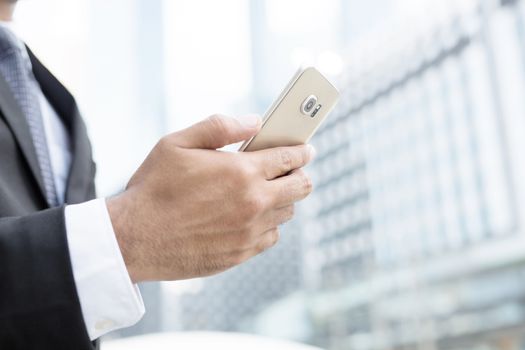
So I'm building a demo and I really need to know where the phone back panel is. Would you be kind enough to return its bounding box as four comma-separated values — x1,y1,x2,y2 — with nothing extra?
240,67,340,152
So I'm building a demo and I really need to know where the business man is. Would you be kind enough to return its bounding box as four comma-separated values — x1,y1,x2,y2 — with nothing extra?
0,1,315,349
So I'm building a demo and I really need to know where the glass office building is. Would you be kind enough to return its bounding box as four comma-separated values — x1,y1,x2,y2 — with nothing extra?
301,0,525,349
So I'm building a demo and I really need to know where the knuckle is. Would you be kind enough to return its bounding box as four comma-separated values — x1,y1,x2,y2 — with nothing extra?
285,205,295,221
301,146,310,166
237,229,255,249
229,155,258,186
279,148,294,172
156,135,182,161
207,114,228,134
265,228,280,250
271,228,281,247
270,228,280,244
257,228,280,253
157,135,174,152
241,192,267,218
207,113,225,125
299,170,313,194
237,161,258,182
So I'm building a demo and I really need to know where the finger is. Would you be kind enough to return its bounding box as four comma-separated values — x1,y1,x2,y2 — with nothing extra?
173,114,261,149
250,144,316,180
255,228,280,253
269,168,313,207
228,228,280,265
257,204,295,231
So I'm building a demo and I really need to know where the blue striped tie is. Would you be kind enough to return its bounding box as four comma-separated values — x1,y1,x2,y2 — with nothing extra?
0,27,59,207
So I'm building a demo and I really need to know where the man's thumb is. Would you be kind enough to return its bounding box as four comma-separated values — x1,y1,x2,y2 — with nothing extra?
173,114,261,150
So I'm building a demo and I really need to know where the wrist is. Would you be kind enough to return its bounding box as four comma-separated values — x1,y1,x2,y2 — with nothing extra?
106,194,144,283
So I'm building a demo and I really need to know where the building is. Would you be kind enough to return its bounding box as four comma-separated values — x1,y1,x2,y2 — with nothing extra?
302,0,525,349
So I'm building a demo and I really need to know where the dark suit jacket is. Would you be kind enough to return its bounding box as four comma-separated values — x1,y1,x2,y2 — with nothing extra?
0,47,98,349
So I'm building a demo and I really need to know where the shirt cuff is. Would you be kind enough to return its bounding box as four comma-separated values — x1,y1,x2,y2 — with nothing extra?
65,198,145,340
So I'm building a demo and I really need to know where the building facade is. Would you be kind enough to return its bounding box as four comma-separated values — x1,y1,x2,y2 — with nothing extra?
302,0,525,349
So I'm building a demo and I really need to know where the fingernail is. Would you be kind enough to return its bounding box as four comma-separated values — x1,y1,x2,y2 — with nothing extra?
236,114,261,128
307,144,317,160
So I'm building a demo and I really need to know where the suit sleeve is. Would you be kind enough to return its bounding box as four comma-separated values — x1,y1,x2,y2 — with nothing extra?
0,207,95,350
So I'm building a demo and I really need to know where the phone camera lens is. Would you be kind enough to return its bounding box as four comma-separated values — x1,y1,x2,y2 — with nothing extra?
306,100,315,110
301,95,318,115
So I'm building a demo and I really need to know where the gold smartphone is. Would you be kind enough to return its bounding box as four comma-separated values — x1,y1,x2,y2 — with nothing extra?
239,67,340,152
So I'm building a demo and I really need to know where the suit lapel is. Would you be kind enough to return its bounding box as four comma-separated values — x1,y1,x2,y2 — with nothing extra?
28,47,95,204
65,106,96,204
0,71,47,202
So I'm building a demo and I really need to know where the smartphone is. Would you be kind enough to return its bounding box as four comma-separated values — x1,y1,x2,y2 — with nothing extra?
239,67,340,152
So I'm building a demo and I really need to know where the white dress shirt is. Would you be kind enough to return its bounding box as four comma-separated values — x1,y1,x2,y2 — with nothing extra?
1,23,145,340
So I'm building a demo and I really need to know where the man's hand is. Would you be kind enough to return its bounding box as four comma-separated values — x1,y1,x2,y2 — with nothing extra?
107,114,315,283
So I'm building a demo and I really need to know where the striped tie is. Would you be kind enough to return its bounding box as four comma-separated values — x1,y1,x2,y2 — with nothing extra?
0,26,59,207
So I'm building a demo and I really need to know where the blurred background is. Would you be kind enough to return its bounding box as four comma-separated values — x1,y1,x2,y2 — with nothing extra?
11,0,525,349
